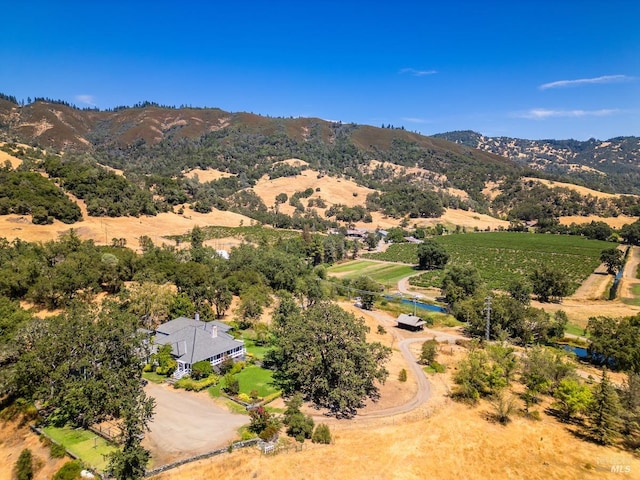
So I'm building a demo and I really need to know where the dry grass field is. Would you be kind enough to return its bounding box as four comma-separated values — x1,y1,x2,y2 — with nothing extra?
0,419,67,480
183,168,235,182
0,200,252,251
558,215,637,228
523,177,631,200
0,149,22,169
251,168,376,216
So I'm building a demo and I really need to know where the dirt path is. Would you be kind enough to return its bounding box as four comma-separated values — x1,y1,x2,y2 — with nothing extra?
619,245,640,299
344,308,464,419
569,272,611,301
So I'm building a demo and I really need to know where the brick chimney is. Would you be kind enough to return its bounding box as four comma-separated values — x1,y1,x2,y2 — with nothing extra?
195,312,200,322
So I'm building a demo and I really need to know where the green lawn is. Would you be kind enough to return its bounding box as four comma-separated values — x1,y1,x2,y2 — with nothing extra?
142,371,168,384
42,425,117,471
242,338,272,361
327,260,416,285
209,365,280,399
363,232,613,292
565,323,589,338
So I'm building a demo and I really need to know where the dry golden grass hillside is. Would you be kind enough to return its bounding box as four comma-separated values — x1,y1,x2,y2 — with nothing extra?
0,201,252,251
251,169,376,216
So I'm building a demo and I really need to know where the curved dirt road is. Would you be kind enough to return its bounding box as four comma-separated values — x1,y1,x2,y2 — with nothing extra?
354,309,464,419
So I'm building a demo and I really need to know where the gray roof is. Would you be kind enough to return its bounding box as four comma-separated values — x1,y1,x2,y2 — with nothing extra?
156,317,232,336
397,314,426,328
154,317,243,365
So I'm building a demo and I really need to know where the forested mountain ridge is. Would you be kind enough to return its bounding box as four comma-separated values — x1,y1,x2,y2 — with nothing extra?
0,97,517,184
1,95,640,229
434,130,640,194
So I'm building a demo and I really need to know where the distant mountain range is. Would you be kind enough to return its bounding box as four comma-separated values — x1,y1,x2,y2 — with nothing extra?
0,95,639,228
434,131,640,194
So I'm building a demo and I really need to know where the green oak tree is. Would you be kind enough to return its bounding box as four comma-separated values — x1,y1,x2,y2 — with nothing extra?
267,299,391,417
416,240,449,270
600,248,624,276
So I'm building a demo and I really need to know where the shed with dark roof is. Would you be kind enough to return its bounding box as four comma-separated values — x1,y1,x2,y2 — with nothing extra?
397,314,426,331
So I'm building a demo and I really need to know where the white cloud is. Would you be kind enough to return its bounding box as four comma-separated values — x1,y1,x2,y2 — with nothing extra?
516,108,620,119
401,117,428,123
75,94,96,106
399,68,437,77
539,75,632,90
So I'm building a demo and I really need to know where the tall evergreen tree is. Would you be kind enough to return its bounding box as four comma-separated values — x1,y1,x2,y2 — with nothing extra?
587,369,621,445
620,372,640,445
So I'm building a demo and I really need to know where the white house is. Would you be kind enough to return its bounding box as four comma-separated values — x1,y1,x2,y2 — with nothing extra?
154,315,245,379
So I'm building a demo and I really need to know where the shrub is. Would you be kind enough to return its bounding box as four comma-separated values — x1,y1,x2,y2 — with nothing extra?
174,375,219,392
191,360,214,380
219,357,234,374
398,369,407,382
238,393,252,403
283,393,314,442
15,449,33,480
53,461,83,480
312,424,332,444
260,391,282,405
230,361,246,375
430,361,446,373
377,325,386,335
223,373,240,396
249,406,281,441
286,412,314,442
50,442,67,459
259,424,280,442
420,339,438,365
490,392,518,425
143,364,152,372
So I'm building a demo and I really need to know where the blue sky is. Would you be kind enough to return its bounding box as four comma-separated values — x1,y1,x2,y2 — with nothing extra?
1,0,638,140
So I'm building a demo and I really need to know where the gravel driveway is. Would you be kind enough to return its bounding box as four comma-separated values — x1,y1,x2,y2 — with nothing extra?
142,382,248,466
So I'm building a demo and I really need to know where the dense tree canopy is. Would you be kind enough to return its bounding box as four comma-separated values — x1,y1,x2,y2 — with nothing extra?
441,265,482,305
416,240,449,270
587,315,640,372
267,297,391,417
0,169,81,223
600,248,624,275
529,265,570,303
12,301,153,428
454,294,566,344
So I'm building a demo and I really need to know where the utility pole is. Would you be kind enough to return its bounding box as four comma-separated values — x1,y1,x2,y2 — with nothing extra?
484,296,492,341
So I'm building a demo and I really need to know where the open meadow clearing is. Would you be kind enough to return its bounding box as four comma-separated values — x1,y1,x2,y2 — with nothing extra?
327,260,416,285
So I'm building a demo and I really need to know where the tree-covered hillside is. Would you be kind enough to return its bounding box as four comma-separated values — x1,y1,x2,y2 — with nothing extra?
0,168,81,223
1,96,639,228
435,130,640,194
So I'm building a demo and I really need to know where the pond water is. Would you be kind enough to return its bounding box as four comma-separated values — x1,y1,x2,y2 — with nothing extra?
384,295,447,313
560,344,588,358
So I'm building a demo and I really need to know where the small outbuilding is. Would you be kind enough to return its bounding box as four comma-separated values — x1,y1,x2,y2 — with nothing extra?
397,313,426,331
